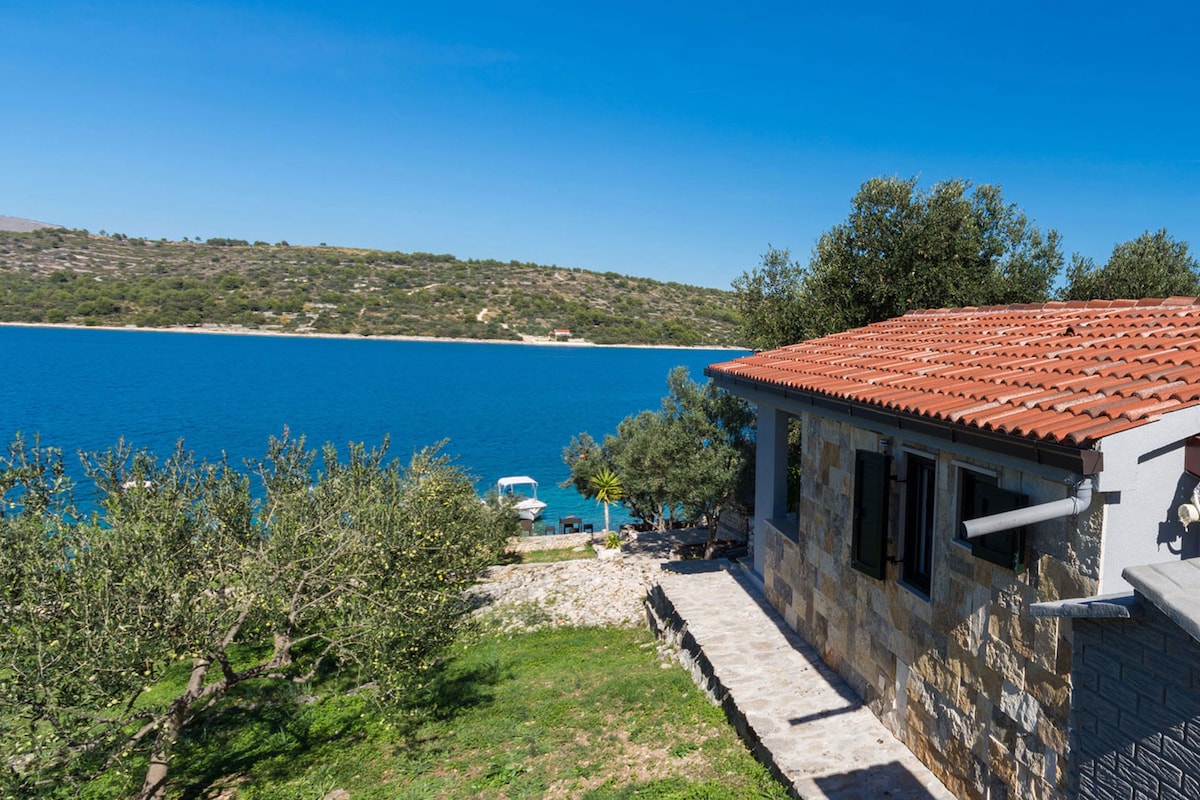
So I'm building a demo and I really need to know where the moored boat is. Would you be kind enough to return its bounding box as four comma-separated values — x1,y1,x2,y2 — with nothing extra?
496,475,547,520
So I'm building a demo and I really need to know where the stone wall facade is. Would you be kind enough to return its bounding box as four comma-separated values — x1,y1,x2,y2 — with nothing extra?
761,413,1103,800
1072,608,1200,800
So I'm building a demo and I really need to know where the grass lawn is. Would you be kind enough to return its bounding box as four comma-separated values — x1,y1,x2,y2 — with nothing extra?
74,626,788,799
504,545,597,565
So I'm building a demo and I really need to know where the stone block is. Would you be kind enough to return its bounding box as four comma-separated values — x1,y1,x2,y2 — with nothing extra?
988,733,1018,789
820,440,840,482
1135,739,1186,789
1095,672,1141,717
1103,616,1162,653
999,679,1040,734
1072,707,1099,737
771,572,794,606
1081,637,1127,681
1160,783,1194,800
1026,616,1059,674
819,570,836,601
932,603,962,639
983,636,1025,686
1025,662,1069,721
783,604,798,632
1090,760,1136,800
1120,747,1176,798
1055,633,1073,675
1139,644,1197,694
1037,714,1067,755
979,661,1005,701
1162,682,1200,722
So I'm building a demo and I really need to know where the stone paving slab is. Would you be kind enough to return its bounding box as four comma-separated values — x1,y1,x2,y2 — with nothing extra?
645,559,956,800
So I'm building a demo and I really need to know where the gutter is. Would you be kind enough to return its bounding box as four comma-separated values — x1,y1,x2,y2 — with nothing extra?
961,480,1093,539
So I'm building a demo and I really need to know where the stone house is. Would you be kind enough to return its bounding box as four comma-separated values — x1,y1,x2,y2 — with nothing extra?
706,299,1200,800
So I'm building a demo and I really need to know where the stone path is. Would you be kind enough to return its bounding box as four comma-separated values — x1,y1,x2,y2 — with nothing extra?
646,560,957,800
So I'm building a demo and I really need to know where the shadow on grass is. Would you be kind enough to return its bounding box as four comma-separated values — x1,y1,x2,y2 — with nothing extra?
171,656,507,800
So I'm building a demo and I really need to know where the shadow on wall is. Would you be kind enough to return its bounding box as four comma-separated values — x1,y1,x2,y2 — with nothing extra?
813,760,944,799
1157,474,1200,558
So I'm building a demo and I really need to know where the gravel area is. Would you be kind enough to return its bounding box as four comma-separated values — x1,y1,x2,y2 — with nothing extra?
468,528,713,633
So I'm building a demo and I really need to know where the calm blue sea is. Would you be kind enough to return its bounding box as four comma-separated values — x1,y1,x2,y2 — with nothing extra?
0,326,744,527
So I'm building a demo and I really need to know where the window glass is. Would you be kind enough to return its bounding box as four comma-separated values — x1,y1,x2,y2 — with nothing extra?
852,450,890,579
903,454,936,594
958,468,1028,571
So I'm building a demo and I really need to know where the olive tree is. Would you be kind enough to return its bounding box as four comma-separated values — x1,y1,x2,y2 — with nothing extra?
562,368,754,553
730,246,808,351
0,433,512,799
733,176,1063,348
1062,228,1199,300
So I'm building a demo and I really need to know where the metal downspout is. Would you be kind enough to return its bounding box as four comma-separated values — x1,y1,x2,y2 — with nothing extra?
961,480,1093,539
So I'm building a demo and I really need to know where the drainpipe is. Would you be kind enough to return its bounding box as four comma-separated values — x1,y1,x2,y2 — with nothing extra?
961,479,1093,539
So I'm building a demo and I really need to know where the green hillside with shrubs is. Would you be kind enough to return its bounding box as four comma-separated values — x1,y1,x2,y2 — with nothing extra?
0,227,741,346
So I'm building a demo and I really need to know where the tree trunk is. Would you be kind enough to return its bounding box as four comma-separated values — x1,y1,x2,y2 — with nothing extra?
703,510,720,559
138,657,210,800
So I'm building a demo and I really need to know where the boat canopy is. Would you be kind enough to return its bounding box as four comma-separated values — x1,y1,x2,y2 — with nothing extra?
498,476,539,493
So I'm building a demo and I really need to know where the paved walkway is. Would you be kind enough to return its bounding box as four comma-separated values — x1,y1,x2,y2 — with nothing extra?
646,559,956,800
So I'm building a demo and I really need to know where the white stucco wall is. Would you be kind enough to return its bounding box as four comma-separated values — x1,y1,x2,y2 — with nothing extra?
1094,405,1200,592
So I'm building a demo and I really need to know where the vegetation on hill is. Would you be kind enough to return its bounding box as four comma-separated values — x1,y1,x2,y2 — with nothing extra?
0,228,740,346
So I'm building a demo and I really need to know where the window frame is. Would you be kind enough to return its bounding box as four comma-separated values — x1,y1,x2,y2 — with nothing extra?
956,467,1028,572
901,453,936,596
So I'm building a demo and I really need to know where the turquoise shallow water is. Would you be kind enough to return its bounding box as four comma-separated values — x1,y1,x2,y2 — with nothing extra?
0,326,744,527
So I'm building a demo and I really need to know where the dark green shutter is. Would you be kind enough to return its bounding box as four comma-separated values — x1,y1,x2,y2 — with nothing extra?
970,483,1028,572
852,450,890,579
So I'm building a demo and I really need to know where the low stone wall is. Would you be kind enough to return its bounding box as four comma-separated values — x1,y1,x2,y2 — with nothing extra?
507,532,593,553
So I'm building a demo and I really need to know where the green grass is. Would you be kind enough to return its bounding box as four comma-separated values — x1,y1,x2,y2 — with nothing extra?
69,627,788,799
502,545,597,564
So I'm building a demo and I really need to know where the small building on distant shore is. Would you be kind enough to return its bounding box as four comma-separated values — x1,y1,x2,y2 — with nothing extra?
553,329,572,340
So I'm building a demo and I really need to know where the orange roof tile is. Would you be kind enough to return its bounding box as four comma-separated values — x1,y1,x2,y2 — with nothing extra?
708,298,1200,447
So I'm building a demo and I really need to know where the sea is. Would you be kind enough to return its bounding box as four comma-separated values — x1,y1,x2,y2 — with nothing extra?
0,325,745,528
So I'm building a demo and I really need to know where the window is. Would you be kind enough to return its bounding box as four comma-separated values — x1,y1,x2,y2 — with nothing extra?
852,450,890,579
958,469,1028,572
903,454,936,595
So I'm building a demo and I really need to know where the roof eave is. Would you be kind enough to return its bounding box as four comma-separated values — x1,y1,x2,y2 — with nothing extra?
707,367,1104,476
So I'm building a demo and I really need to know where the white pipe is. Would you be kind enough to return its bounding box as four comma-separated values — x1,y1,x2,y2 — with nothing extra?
961,481,1093,539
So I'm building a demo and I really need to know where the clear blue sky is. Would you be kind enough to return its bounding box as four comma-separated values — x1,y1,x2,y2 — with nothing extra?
3,1,1197,289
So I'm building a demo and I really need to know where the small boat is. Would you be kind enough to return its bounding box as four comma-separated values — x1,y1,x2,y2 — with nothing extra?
496,475,547,521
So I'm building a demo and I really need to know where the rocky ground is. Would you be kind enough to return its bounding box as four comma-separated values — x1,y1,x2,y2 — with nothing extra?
467,528,713,633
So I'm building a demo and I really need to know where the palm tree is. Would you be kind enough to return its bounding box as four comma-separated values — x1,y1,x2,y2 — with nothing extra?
590,467,624,541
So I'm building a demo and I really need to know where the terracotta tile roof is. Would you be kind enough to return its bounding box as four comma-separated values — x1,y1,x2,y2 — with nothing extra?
708,298,1200,447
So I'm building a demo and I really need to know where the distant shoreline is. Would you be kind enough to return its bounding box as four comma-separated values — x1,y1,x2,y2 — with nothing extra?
0,322,746,352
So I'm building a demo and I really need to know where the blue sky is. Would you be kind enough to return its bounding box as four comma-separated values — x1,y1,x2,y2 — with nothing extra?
3,1,1197,289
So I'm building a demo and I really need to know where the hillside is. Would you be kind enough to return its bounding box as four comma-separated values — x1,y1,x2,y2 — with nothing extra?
0,226,742,346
